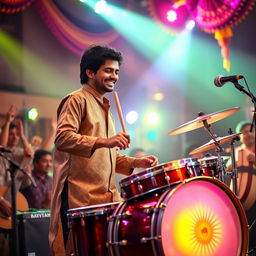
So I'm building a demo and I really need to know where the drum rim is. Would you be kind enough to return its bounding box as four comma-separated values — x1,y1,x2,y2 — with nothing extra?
67,202,120,218
107,199,129,256
198,156,219,162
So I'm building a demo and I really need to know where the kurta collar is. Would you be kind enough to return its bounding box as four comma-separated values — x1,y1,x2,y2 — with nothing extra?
82,84,110,108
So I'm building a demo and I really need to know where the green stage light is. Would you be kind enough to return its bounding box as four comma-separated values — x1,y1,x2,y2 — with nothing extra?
146,130,158,141
27,108,39,121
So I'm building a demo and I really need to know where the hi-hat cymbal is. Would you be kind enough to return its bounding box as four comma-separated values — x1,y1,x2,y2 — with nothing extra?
189,133,241,155
168,107,240,136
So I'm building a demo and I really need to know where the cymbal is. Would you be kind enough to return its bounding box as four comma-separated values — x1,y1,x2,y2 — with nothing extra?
168,107,240,136
189,133,241,155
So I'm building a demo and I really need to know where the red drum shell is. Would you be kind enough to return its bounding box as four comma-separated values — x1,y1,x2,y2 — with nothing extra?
108,177,248,256
120,158,201,200
198,156,221,177
67,202,119,256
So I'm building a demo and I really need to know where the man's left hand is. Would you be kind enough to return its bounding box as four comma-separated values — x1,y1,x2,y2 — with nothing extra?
134,155,158,169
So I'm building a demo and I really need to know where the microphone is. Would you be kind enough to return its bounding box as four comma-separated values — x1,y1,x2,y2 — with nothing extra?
214,75,244,87
0,147,12,153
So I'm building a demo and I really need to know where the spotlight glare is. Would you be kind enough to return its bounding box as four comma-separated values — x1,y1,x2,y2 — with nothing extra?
166,10,177,22
94,0,108,14
186,20,195,30
126,110,139,125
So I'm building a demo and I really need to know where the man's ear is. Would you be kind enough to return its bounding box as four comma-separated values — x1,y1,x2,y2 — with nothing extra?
86,69,94,79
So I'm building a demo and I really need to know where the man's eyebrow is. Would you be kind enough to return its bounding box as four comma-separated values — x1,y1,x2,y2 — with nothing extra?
104,67,120,72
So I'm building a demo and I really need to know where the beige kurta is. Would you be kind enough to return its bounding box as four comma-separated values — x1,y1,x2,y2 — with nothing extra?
49,85,135,255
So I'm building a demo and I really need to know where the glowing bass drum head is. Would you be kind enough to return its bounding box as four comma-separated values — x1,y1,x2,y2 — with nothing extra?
159,177,248,256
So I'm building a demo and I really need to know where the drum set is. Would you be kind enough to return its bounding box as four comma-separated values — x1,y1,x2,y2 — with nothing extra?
67,107,250,256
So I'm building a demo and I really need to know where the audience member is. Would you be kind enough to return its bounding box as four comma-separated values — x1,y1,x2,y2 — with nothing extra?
229,120,256,251
20,149,53,209
30,119,57,152
0,105,33,256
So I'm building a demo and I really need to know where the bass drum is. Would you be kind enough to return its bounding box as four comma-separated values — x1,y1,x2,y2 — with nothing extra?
107,177,248,256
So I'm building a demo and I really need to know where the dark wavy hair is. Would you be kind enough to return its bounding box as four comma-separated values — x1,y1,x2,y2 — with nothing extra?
80,44,123,85
33,149,52,163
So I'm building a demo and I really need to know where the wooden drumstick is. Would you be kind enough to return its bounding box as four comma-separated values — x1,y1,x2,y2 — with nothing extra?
114,91,127,133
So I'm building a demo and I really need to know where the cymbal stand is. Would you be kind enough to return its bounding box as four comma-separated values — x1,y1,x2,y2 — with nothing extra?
200,116,226,182
228,129,240,196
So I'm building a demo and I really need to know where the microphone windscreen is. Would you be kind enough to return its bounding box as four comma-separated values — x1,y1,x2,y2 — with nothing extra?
214,75,223,87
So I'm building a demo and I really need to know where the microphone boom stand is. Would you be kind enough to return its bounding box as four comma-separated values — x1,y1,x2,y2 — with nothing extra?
0,152,37,256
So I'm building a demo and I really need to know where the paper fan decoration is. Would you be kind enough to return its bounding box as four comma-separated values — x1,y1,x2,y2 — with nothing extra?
148,0,255,71
186,0,255,71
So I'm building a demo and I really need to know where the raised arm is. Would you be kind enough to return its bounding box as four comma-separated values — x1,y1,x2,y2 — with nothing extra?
0,105,17,147
41,119,57,151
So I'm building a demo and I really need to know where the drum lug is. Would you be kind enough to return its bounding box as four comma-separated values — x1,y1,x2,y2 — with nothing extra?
144,207,160,214
108,211,132,221
138,184,143,193
159,202,167,209
164,174,170,184
144,208,153,214
140,235,161,243
185,169,191,178
121,190,127,198
107,240,127,246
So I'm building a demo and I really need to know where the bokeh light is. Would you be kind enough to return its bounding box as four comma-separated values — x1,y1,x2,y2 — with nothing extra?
126,110,139,124
153,92,164,101
186,20,195,30
167,10,177,22
145,111,160,126
146,130,158,141
27,107,39,121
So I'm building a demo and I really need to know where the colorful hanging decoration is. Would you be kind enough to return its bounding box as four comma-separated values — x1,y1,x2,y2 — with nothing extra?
186,0,255,71
0,0,35,13
147,0,190,34
35,0,120,56
147,0,255,71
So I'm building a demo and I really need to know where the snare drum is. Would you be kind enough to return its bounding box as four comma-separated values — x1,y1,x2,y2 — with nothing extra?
67,202,119,256
108,176,248,256
120,158,201,200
